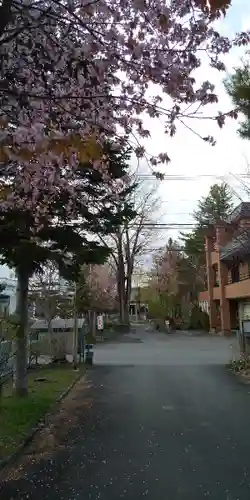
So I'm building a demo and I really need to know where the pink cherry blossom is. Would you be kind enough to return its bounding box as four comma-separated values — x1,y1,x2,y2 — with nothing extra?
87,264,117,311
0,1,247,227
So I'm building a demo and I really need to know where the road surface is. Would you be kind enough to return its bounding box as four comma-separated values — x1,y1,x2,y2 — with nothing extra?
2,328,250,500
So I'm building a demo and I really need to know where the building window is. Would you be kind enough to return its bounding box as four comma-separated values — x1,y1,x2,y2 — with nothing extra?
231,264,240,283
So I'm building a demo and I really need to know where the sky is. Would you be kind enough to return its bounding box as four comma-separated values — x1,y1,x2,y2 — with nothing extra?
138,0,250,263
1,1,250,280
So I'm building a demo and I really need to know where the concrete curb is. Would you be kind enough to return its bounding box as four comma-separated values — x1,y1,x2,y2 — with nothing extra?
227,365,250,385
0,371,82,472
235,372,250,385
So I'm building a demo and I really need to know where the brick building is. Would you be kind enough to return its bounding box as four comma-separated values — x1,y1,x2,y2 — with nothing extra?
199,202,250,335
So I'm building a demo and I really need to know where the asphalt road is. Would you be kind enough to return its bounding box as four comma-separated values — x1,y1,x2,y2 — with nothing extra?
1,329,250,500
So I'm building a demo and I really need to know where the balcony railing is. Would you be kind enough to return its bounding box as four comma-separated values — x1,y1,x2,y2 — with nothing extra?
227,270,250,285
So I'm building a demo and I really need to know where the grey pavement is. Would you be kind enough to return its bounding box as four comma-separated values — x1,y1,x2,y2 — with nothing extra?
94,328,238,366
1,328,250,500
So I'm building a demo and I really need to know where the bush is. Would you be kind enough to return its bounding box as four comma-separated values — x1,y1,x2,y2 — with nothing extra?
113,323,130,333
103,320,115,331
188,306,209,331
227,357,250,372
85,333,96,344
153,318,177,332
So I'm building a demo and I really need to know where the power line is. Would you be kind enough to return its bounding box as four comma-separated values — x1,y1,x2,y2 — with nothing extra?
131,223,196,228
158,212,192,217
137,173,250,180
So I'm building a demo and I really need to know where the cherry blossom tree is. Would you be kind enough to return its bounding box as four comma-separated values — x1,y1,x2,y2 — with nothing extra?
75,263,117,336
146,237,207,322
1,142,133,396
194,0,231,13
0,0,247,222
75,264,117,314
0,0,247,393
0,0,247,305
87,264,117,312
152,238,179,312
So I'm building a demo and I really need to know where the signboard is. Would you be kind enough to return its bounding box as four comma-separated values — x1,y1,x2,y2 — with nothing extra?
97,315,104,331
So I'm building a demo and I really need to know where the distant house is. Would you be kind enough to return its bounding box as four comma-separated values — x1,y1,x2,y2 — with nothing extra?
0,278,17,315
129,286,148,319
30,317,85,334
0,275,73,318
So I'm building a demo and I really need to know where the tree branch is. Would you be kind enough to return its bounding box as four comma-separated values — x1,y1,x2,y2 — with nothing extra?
0,0,12,38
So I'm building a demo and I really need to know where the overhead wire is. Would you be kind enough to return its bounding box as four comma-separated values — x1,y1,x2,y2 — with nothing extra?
136,173,250,180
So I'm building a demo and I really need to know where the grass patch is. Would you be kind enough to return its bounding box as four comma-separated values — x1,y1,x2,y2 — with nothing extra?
0,364,82,460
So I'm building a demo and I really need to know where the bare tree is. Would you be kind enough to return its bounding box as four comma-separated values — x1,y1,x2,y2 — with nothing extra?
101,180,160,326
29,263,72,362
30,264,60,329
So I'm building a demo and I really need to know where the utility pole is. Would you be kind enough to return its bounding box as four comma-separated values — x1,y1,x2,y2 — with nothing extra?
72,281,78,370
138,285,141,320
88,264,96,339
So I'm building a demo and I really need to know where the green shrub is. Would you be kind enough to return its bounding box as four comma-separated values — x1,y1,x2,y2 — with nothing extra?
188,306,209,331
227,357,250,372
113,323,130,333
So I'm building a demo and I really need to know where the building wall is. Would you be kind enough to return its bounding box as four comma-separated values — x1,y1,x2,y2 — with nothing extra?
225,279,250,299
199,221,250,334
211,251,218,265
199,290,209,302
213,287,221,300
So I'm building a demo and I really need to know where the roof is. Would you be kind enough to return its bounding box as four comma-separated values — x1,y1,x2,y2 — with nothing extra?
31,317,85,330
220,228,250,261
227,202,250,224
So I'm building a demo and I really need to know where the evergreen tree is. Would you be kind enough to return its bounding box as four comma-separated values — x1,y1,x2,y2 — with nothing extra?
0,142,135,396
193,182,233,227
225,62,250,140
181,183,234,293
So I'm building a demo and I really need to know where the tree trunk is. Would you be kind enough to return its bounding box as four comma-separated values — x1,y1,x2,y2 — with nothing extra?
117,271,126,324
117,236,127,326
124,265,132,327
72,283,78,369
118,275,130,328
13,268,29,397
115,228,137,330
123,299,130,327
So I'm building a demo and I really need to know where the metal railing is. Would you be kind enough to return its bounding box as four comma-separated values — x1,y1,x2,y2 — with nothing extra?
227,270,250,285
0,341,14,394
0,338,53,393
